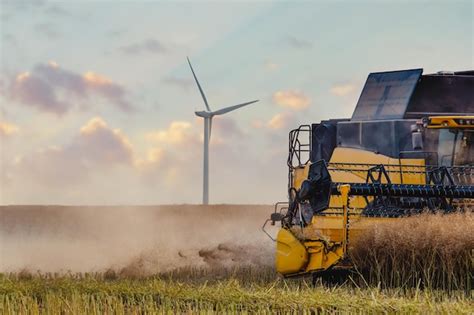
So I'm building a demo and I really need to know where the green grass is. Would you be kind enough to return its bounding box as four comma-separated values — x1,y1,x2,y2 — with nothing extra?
1,267,472,314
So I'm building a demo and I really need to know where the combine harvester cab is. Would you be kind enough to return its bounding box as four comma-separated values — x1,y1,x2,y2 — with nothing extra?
263,69,474,278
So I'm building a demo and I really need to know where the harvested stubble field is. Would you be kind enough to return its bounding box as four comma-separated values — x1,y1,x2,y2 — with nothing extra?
0,205,473,313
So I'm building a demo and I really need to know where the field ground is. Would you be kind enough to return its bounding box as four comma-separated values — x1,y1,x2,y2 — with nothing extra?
1,206,472,313
1,267,473,314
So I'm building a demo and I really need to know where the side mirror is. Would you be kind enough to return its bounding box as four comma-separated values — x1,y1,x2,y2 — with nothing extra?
270,212,283,225
411,125,424,151
263,213,284,241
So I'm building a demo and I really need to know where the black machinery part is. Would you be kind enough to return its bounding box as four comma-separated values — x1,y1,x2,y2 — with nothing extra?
298,160,474,217
333,183,473,198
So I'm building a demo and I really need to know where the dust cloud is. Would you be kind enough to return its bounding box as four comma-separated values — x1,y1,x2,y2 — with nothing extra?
0,205,277,275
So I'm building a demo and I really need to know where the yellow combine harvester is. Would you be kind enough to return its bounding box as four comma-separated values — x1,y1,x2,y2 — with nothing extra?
263,69,473,278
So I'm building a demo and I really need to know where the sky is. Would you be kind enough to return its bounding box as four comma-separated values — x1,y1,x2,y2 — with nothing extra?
0,0,472,205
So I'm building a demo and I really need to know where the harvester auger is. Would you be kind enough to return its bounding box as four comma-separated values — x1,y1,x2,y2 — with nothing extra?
263,68,473,278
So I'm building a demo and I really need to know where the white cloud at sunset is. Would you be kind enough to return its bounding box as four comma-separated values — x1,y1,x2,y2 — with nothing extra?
0,121,19,137
8,117,134,189
330,83,356,97
6,62,132,115
146,121,194,145
83,72,113,86
1,113,285,204
266,112,292,130
272,90,310,110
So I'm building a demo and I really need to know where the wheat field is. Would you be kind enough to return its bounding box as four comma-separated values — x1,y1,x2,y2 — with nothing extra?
350,211,473,291
0,205,472,313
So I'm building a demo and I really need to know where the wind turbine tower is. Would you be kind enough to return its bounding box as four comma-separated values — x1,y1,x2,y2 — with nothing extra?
187,57,258,205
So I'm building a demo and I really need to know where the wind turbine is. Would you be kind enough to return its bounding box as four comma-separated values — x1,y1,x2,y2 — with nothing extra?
187,57,258,205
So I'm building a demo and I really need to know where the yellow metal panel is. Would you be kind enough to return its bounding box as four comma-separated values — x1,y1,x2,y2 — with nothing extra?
285,216,399,275
427,116,474,129
304,241,344,272
275,228,308,274
278,215,399,276
310,246,343,272
387,157,426,184
330,147,392,167
330,147,426,184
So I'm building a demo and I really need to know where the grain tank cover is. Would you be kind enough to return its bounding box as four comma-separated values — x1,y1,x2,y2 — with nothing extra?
351,69,423,121
405,71,474,118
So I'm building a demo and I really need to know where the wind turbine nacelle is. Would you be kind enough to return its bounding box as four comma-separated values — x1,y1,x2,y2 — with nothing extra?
195,110,213,118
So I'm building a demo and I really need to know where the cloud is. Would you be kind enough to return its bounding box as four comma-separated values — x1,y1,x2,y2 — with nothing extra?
77,117,134,164
146,121,195,145
82,71,131,110
12,117,134,187
119,39,167,55
330,83,355,97
138,120,203,187
266,112,293,130
145,147,165,164
138,117,246,185
146,117,243,148
6,62,132,114
253,111,296,130
2,115,270,204
287,36,312,49
272,90,310,110
211,117,244,138
0,121,19,137
140,120,199,172
4,116,202,202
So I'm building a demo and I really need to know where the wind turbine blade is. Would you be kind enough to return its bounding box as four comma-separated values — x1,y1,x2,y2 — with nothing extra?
187,57,211,112
211,100,259,116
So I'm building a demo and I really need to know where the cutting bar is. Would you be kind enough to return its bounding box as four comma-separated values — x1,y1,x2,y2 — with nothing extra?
332,183,474,198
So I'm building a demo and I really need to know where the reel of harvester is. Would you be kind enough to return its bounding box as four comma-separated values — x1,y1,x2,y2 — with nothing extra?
307,161,472,215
